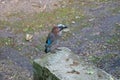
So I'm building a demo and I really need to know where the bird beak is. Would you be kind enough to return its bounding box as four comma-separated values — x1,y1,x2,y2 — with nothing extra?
63,26,67,29
60,26,67,31
57,25,68,31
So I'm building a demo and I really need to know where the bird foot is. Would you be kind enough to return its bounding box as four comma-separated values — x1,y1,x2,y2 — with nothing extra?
56,48,62,51
50,50,56,53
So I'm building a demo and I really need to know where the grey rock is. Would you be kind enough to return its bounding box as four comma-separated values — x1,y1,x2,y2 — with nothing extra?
33,47,118,80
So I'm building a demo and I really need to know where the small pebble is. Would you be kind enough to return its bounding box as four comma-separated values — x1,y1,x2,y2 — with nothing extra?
75,16,80,19
25,34,33,42
89,18,95,22
71,21,75,24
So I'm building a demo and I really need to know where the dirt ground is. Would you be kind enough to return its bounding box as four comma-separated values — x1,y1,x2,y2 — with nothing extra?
0,0,120,80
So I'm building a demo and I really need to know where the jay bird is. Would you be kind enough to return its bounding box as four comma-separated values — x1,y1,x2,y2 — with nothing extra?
45,24,67,53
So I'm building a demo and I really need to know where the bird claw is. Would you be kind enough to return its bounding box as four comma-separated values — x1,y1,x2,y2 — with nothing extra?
56,48,61,51
50,50,56,53
50,48,62,53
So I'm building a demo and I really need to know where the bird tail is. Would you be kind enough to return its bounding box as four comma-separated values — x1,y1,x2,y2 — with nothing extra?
45,44,51,53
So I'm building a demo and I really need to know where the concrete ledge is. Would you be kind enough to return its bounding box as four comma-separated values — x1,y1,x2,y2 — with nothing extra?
33,47,117,80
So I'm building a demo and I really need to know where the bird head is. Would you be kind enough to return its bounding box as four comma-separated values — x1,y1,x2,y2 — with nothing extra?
52,24,68,35
57,24,67,31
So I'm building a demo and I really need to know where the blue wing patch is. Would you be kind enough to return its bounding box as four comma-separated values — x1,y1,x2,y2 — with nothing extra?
46,39,52,45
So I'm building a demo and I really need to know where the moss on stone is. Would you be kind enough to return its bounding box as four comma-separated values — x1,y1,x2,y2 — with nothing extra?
33,61,60,80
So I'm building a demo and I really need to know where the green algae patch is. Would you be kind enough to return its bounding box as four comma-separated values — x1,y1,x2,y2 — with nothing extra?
33,61,60,80
0,20,11,29
0,38,14,47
